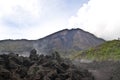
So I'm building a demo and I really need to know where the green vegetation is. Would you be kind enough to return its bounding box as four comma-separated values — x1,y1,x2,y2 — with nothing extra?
70,40,120,61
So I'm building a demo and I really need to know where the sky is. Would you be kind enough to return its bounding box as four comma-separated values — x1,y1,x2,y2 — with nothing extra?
0,0,120,40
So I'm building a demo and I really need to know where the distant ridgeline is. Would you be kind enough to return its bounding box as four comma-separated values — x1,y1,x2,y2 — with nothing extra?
0,28,105,56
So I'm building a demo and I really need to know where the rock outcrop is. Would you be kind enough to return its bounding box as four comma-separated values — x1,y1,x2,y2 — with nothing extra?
0,49,94,80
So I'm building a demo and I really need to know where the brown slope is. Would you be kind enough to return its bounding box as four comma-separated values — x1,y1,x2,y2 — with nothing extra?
37,28,105,55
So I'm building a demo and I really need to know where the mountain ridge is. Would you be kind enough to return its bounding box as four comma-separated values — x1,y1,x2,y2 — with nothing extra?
0,28,105,56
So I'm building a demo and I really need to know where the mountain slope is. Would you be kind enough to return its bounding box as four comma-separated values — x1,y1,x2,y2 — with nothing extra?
37,29,104,54
0,28,105,56
71,40,120,60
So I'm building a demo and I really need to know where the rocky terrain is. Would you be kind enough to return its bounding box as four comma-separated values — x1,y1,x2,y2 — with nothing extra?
1,49,120,80
0,49,94,80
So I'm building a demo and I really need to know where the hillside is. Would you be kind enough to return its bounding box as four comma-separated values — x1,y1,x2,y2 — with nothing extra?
0,28,105,56
0,39,35,56
71,40,120,60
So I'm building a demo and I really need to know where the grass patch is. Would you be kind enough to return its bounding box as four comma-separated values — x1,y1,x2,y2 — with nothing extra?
70,40,120,61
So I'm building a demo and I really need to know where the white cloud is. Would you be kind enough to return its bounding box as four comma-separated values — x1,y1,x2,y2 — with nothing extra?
0,0,43,40
0,0,41,16
69,0,120,40
0,0,41,27
0,0,66,40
